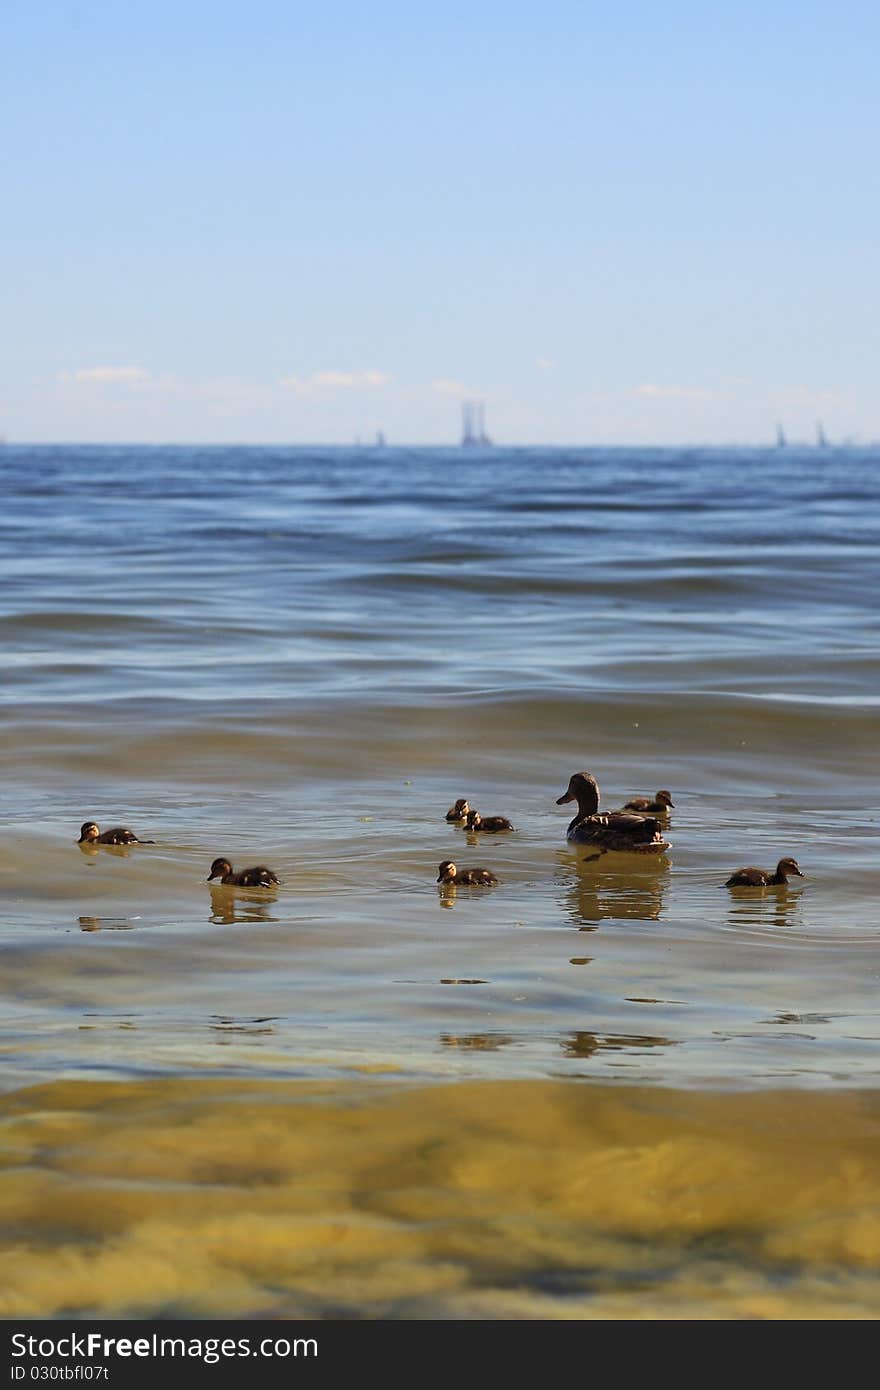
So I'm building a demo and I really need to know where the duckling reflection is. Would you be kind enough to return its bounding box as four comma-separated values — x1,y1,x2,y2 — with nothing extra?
725,885,803,931
78,915,139,932
209,885,279,925
78,841,131,859
439,1032,514,1051
561,1030,677,1058
557,849,669,930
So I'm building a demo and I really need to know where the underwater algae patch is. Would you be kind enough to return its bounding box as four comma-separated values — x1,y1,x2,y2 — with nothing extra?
1,1078,880,1319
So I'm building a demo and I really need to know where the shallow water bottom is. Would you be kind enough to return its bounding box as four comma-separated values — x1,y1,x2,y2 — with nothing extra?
2,1077,880,1319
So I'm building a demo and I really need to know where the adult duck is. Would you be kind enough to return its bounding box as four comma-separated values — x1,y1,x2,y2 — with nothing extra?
556,772,670,854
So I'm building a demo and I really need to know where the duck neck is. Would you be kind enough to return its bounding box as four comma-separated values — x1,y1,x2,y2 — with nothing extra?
569,785,600,829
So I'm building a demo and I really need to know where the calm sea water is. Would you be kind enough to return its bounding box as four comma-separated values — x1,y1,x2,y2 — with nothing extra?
2,443,879,1317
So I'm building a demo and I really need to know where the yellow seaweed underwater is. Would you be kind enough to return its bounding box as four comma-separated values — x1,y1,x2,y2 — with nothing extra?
2,1077,880,1320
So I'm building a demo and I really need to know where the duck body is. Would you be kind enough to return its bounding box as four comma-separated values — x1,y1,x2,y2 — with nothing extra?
725,857,804,888
621,790,674,814
437,860,498,887
207,857,280,888
557,773,670,854
79,821,154,846
445,799,471,822
464,810,515,833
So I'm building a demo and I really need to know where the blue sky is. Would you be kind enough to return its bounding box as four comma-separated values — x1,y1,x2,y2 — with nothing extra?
2,1,878,444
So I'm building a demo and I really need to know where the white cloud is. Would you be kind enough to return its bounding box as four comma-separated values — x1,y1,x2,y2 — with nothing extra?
635,383,714,401
68,366,150,385
431,378,471,398
280,369,391,396
535,357,555,371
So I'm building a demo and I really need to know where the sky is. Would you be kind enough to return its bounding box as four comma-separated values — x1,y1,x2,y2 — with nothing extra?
2,1,878,445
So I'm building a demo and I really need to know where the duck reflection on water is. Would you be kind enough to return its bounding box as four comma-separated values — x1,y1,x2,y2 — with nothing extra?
208,885,280,926
561,1030,678,1058
78,915,140,932
78,841,132,860
439,1032,514,1052
557,849,670,930
725,884,804,931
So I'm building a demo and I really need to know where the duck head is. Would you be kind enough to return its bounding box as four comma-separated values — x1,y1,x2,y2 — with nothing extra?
207,857,233,882
446,799,471,820
655,790,675,809
437,860,458,883
79,821,101,843
464,810,483,830
776,857,804,881
556,772,600,816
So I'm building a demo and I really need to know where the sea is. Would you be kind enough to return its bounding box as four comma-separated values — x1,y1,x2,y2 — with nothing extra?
1,443,878,1318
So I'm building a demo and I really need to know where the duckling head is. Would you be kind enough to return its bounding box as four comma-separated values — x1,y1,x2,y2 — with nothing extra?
556,772,600,814
655,790,675,809
446,799,471,819
79,822,101,843
777,857,804,880
464,810,482,830
437,860,457,883
207,857,233,882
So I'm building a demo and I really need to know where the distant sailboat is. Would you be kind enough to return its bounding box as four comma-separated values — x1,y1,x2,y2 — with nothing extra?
461,401,492,447
816,421,829,448
775,423,787,448
375,430,386,447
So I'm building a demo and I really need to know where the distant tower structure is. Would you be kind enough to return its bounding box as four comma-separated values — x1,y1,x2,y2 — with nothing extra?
816,421,829,448
461,400,492,447
775,423,787,448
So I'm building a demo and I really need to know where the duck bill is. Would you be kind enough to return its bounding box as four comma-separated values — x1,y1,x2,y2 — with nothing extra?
556,791,574,805
206,873,219,882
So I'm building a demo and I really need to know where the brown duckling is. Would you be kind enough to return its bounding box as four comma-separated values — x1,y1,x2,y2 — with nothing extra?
79,821,155,846
207,857,280,888
464,810,515,833
622,790,674,814
437,860,498,887
725,857,804,888
445,799,471,822
556,772,670,853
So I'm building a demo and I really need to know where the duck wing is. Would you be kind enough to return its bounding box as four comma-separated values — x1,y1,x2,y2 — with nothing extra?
99,827,139,844
725,867,768,887
572,811,668,853
236,866,280,887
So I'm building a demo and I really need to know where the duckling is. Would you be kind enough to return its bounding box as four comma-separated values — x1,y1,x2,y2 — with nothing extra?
437,860,498,887
207,857,280,888
725,857,804,888
78,821,155,846
464,810,515,833
621,790,674,814
445,799,471,822
556,772,670,853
